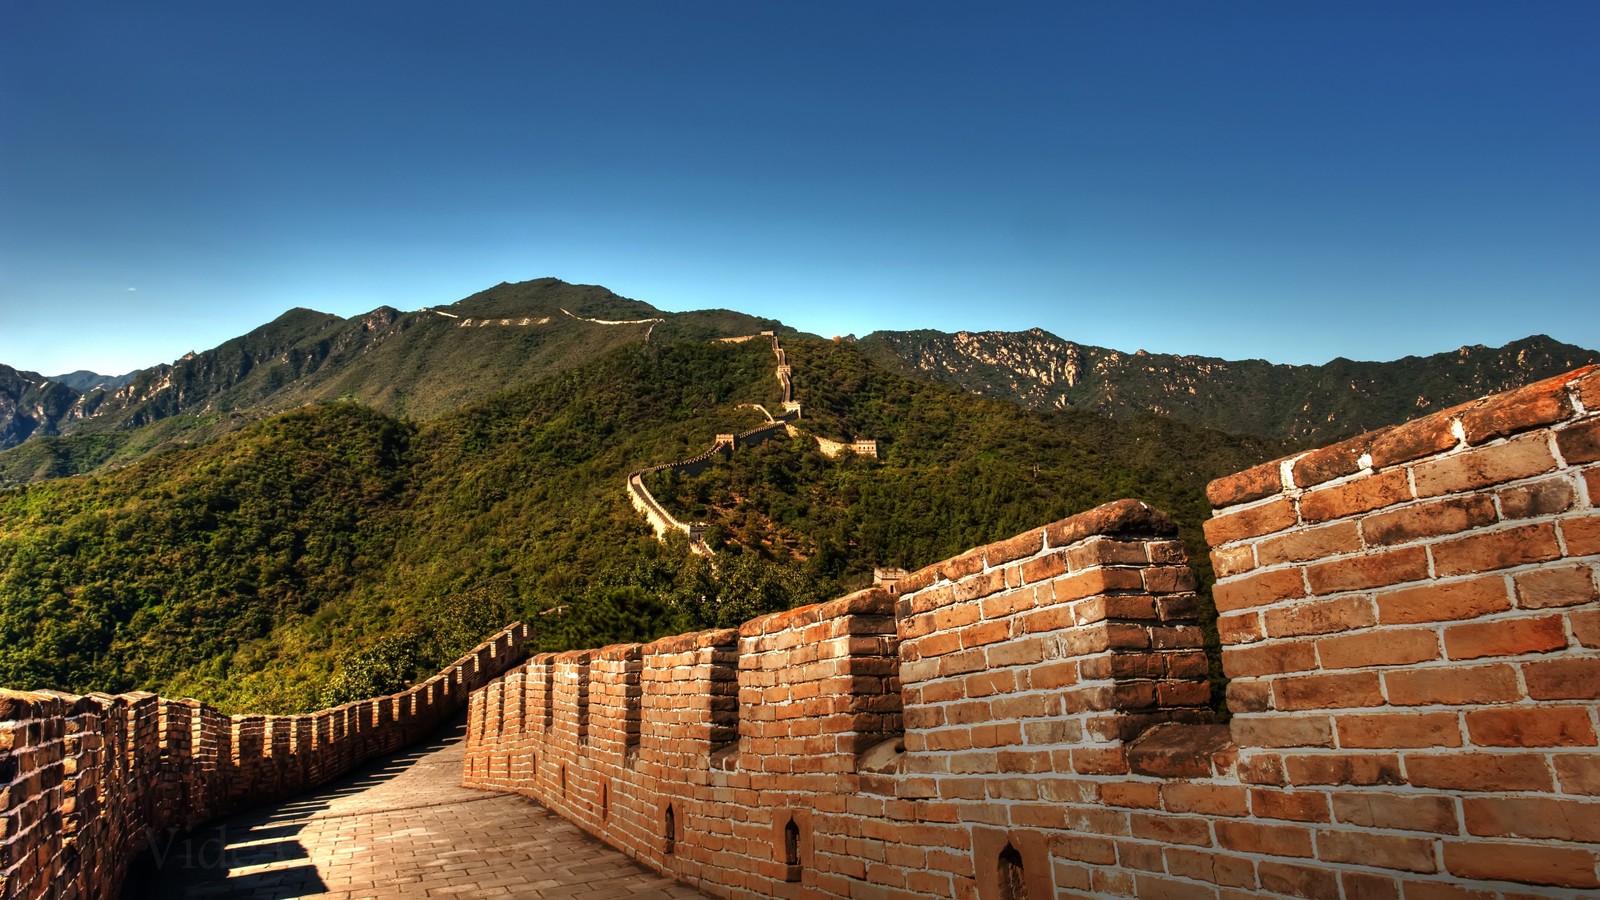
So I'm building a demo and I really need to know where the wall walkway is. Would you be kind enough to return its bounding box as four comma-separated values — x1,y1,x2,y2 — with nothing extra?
1,625,531,899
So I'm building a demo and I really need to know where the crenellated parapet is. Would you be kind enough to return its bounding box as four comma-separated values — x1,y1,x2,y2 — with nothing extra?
1,624,531,900
472,366,1600,898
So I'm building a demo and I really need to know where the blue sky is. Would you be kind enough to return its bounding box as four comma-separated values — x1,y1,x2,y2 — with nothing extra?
2,2,1595,375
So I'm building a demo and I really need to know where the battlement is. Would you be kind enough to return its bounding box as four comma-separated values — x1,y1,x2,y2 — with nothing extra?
470,366,1600,898
1,624,532,900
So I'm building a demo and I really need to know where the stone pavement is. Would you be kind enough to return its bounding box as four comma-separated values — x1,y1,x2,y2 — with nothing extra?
126,718,705,899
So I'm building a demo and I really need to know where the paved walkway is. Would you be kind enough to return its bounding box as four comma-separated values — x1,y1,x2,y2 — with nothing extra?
129,718,704,899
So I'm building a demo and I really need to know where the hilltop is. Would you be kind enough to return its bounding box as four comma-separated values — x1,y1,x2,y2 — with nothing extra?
0,279,792,483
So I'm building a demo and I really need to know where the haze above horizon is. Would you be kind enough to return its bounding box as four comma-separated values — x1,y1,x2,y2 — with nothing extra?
2,3,1595,376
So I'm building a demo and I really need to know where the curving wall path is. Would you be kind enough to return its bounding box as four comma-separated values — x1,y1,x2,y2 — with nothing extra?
1,624,531,900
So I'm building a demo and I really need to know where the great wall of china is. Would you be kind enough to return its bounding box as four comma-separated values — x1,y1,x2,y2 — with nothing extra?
0,625,531,899
466,366,1600,898
626,332,876,556
3,366,1598,898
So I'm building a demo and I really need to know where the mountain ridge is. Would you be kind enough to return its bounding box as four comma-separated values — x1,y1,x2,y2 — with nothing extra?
857,327,1599,444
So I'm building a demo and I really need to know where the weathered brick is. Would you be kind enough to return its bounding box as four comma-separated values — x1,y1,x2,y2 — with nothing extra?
1256,521,1363,567
1276,672,1383,711
1265,596,1378,642
1222,641,1318,678
1315,828,1438,873
1204,498,1298,546
1462,796,1600,843
1412,433,1558,498
1464,706,1597,747
1405,752,1553,792
1560,513,1600,556
1335,712,1462,749
1258,861,1341,900
1367,413,1458,469
1214,820,1314,858
1376,576,1511,625
1430,522,1562,578
1443,614,1567,660
1230,715,1333,749
1283,752,1403,787
1497,476,1578,520
1514,565,1598,609
1361,496,1496,546
1300,469,1413,523
1213,567,1306,613
1292,440,1368,489
1208,460,1284,508
1384,663,1521,706
1442,840,1600,889
1249,788,1330,823
1457,375,1575,445
1315,628,1439,670
1304,546,1429,594
1332,791,1459,834
1556,417,1600,464
1521,658,1600,700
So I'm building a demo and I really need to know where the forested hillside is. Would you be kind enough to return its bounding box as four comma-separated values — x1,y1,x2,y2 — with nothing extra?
0,337,1284,713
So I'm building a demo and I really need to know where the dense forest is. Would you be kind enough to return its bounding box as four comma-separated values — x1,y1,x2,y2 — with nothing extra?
0,336,1284,713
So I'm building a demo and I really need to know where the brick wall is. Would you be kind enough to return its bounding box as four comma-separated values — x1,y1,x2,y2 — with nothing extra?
466,366,1600,898
1,623,530,900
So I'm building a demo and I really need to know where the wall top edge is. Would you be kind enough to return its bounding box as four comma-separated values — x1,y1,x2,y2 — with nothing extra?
1206,364,1599,511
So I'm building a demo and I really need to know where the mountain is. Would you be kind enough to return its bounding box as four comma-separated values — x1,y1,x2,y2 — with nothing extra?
47,370,139,392
857,329,1600,444
0,279,793,484
0,334,1283,713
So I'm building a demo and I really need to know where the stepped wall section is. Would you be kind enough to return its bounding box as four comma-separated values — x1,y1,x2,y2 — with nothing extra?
1,624,531,900
467,366,1600,898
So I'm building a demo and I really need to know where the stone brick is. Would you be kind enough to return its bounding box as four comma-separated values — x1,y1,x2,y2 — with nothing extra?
1300,469,1413,523
1462,796,1600,843
1443,614,1567,660
1292,440,1368,489
1412,433,1558,498
1331,791,1459,834
1431,523,1562,577
1442,841,1600,889
1376,576,1511,625
1463,706,1597,747
1208,460,1284,508
1405,753,1553,792
1275,672,1383,711
1383,664,1521,707
1361,496,1496,547
1457,375,1575,445
1497,476,1578,520
1315,828,1438,873
1256,521,1363,566
1213,568,1306,613
1264,596,1377,638
1556,417,1600,464
1315,628,1439,670
1521,658,1600,700
1514,565,1598,609
1367,413,1458,469
1204,498,1298,546
1304,546,1429,594
1335,713,1461,749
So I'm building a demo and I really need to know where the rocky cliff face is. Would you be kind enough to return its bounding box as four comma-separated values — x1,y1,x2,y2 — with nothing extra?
858,329,1599,443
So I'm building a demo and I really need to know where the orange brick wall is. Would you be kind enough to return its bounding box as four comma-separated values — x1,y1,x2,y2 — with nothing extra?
0,623,530,900
466,366,1600,898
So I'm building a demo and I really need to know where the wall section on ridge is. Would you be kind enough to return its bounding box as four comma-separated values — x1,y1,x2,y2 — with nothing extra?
1,624,531,900
466,365,1600,899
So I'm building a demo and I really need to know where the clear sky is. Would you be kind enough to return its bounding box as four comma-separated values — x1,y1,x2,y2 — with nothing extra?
2,2,1595,375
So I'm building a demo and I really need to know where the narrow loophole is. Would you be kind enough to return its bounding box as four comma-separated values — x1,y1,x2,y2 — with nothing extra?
783,817,801,882
998,843,1025,900
664,804,677,856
